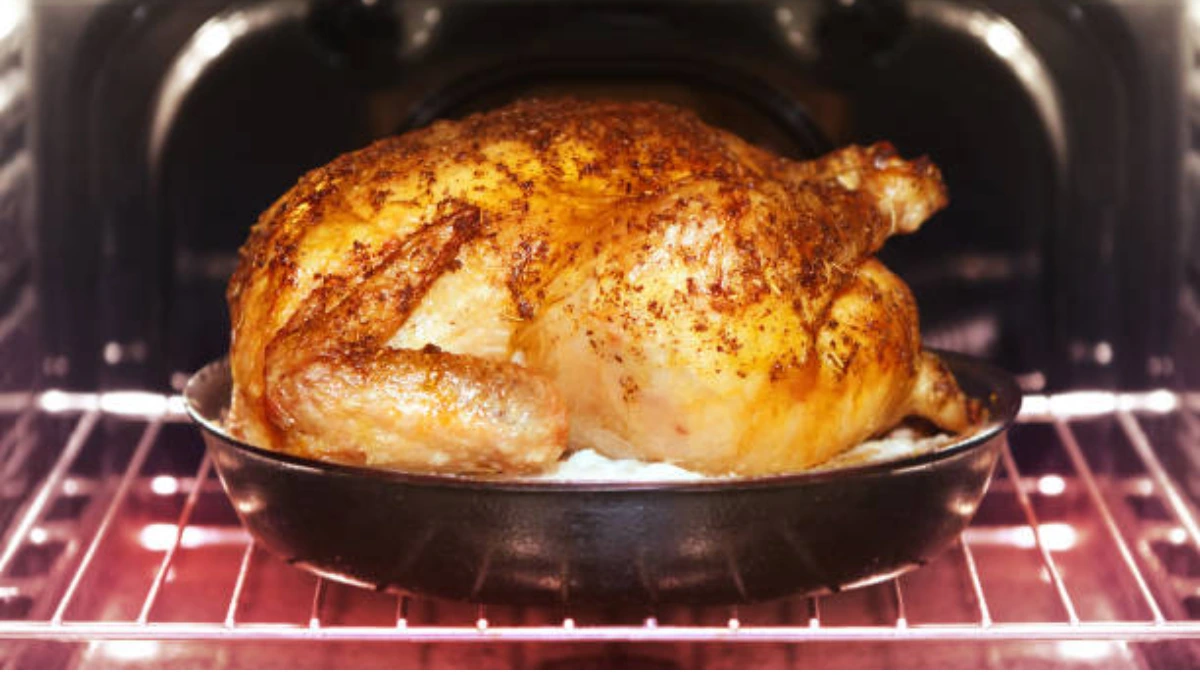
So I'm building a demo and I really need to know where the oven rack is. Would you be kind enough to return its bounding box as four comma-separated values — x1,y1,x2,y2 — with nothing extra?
0,389,1195,645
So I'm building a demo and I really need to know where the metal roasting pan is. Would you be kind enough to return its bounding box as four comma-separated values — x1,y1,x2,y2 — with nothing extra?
184,351,1020,606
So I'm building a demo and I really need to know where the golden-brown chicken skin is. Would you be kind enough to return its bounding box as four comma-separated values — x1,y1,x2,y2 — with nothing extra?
227,98,976,476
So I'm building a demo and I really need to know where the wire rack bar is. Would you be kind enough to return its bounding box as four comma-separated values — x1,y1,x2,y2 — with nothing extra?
0,621,1197,643
0,427,39,486
225,541,256,628
137,454,213,624
0,406,36,462
18,389,1194,422
51,419,164,624
308,578,327,629
1116,410,1200,552
0,393,36,416
891,578,908,629
958,533,991,627
0,410,100,577
998,440,1080,625
1052,420,1166,623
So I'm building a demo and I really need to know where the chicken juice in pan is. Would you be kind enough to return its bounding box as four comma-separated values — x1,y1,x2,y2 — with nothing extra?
225,99,980,477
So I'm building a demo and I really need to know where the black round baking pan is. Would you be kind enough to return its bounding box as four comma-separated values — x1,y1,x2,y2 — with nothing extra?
184,351,1019,606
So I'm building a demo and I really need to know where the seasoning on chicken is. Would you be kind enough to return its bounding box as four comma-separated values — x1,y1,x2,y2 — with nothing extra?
226,99,979,476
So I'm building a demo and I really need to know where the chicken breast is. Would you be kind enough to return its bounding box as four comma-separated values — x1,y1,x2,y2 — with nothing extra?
227,98,977,476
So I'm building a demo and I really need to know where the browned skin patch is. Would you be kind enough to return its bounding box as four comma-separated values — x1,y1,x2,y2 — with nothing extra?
227,98,975,476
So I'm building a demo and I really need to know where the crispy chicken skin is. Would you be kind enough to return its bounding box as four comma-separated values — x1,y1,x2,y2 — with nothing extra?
227,98,976,476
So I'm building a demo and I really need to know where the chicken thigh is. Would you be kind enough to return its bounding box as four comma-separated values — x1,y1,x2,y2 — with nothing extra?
227,99,977,476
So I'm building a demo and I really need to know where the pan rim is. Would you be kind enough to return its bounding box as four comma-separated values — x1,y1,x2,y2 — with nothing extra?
184,350,1019,493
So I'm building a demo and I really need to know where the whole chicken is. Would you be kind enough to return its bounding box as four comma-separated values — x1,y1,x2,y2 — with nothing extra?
227,99,977,477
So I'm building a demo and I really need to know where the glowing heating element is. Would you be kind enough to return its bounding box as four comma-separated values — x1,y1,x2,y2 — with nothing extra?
137,524,250,552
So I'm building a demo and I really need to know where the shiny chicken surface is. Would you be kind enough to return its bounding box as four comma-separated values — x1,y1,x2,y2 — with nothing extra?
227,99,976,477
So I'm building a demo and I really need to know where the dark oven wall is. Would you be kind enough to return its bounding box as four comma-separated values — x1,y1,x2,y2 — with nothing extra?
1185,0,1200,400
29,0,1189,394
0,0,34,399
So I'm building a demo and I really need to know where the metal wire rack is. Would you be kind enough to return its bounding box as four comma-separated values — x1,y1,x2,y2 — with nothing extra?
0,388,1196,651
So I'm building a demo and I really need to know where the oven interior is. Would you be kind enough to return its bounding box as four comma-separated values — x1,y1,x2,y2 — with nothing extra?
0,0,1198,667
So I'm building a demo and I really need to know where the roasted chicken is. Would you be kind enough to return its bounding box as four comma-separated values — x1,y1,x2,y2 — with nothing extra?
227,99,977,476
